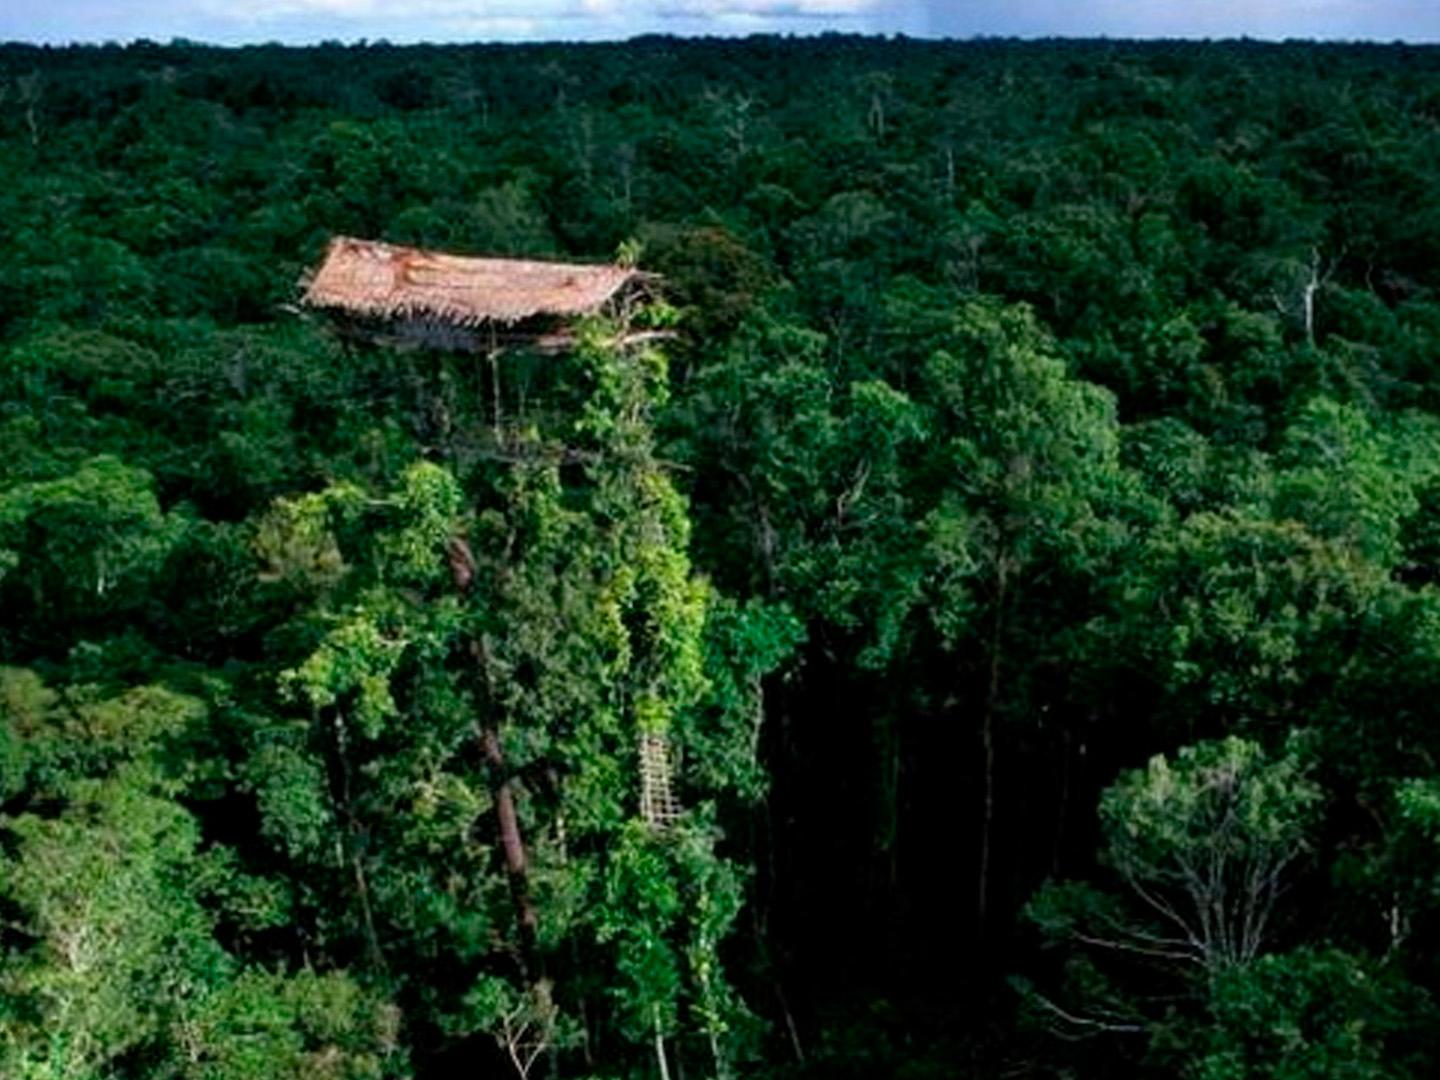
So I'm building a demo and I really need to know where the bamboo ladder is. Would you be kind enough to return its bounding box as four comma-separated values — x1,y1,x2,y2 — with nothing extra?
639,732,681,829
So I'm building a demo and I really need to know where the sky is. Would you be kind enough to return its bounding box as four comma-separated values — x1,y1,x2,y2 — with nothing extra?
3,0,1440,47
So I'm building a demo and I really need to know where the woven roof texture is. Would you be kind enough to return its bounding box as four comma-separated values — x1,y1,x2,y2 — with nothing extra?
302,236,640,326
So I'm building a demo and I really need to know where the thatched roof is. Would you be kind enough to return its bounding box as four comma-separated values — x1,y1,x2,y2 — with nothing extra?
302,236,643,327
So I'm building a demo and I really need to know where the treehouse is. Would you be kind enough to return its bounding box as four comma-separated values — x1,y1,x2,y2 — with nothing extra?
303,234,682,833
301,235,658,354
301,234,670,454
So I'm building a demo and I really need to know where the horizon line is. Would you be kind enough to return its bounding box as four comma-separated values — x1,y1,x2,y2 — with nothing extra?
3,30,1439,49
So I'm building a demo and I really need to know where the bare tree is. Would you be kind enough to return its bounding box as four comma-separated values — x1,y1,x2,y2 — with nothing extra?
703,88,755,169
1022,736,1322,1038
16,71,43,147
494,981,559,1080
860,72,895,141
1272,246,1340,347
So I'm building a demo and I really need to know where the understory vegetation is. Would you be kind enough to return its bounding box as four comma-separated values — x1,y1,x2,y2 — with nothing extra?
6,34,1440,1077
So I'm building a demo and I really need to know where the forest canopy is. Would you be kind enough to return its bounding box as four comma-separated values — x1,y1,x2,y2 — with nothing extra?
5,33,1440,1078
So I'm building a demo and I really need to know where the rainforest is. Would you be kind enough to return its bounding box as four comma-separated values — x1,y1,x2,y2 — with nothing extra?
5,33,1440,1078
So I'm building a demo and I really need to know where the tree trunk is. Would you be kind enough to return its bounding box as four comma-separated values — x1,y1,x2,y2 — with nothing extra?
330,708,388,976
1303,247,1320,347
977,560,1008,936
654,1007,672,1080
450,537,540,966
481,716,540,954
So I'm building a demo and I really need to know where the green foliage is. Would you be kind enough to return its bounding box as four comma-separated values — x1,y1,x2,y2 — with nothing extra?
1276,398,1419,566
9,34,1440,1078
0,669,404,1080
179,970,403,1080
685,598,804,801
1187,948,1434,1080
1099,735,1322,923
1024,735,1325,1054
1139,510,1388,727
0,456,188,637
1,772,218,1076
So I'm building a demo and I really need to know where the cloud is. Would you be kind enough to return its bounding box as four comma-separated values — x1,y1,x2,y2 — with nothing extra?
654,0,884,16
203,0,541,21
171,0,902,42
202,0,884,24
917,0,1440,40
